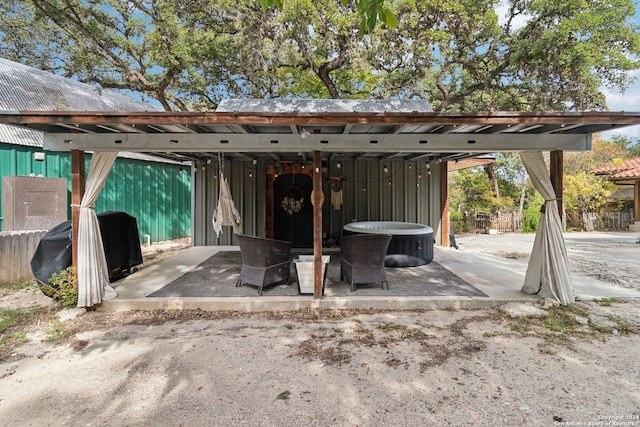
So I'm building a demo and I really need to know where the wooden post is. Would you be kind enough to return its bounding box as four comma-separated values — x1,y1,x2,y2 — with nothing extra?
440,161,449,247
635,181,640,222
550,150,564,223
312,151,324,298
71,150,85,268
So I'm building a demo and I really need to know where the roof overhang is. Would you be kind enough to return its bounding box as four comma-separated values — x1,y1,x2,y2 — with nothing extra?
447,157,496,171
1,109,639,164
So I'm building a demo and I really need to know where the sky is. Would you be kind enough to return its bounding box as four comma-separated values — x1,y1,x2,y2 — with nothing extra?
600,69,640,141
496,1,640,143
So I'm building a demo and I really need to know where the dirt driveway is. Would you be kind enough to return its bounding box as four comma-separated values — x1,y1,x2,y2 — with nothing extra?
1,233,639,426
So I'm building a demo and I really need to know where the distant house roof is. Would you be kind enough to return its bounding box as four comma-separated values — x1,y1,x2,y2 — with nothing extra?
592,158,640,182
0,58,158,112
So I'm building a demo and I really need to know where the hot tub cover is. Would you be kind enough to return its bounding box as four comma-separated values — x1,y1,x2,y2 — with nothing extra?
343,221,433,235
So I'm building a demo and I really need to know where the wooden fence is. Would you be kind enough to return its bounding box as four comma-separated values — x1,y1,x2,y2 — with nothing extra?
0,230,47,284
452,210,634,234
452,213,523,234
577,211,635,231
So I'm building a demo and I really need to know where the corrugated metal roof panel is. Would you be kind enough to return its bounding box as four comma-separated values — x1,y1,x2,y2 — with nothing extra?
0,58,158,112
216,98,433,113
0,123,178,164
0,124,43,147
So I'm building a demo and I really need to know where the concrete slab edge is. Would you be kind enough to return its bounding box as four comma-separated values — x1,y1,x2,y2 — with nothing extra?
98,295,542,313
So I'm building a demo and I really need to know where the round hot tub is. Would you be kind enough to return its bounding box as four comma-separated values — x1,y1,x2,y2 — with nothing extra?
343,221,434,267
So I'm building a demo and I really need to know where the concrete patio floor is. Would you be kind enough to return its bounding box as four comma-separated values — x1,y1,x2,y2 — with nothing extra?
99,242,640,312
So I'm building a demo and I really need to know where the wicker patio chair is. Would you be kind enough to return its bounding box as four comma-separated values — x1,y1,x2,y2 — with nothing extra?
339,233,392,291
235,234,292,295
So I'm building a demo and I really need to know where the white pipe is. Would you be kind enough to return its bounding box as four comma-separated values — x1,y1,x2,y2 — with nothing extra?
145,234,151,246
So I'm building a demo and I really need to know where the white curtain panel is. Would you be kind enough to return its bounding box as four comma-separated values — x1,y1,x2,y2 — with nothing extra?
76,151,119,308
212,172,242,237
520,151,574,305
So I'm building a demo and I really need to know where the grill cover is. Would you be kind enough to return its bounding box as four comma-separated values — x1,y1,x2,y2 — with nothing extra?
30,211,143,286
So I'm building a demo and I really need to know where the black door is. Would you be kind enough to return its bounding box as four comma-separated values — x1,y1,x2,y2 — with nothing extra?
274,174,313,248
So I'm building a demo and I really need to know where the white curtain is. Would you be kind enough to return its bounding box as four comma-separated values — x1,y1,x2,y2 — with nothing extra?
520,151,574,305
76,151,119,308
212,172,242,237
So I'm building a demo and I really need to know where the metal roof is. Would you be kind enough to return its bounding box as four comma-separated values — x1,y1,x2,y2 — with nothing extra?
2,108,640,165
216,99,433,113
0,58,175,162
0,58,158,112
0,123,43,147
2,59,640,165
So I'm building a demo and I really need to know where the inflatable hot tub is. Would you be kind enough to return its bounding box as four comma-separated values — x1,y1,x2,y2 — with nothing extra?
342,221,434,267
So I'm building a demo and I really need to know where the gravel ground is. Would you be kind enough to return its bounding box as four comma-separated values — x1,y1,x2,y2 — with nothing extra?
1,233,639,426
455,231,640,290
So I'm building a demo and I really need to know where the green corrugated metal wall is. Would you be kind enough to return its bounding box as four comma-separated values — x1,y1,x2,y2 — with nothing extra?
0,143,191,242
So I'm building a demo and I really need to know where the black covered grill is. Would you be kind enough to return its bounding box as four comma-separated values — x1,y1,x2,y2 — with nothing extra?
30,211,143,286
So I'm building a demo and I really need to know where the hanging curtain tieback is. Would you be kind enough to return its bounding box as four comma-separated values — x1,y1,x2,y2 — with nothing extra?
70,204,94,209
540,198,562,213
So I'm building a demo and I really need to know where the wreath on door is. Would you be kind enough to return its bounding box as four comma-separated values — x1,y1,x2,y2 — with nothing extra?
280,185,305,215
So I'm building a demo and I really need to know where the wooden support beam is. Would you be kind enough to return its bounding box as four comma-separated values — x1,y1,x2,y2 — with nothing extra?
550,150,564,223
635,181,640,222
312,151,324,298
71,150,85,269
440,161,449,247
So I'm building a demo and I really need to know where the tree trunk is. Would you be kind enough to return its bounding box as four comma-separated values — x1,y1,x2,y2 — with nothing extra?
484,164,500,199
518,176,526,214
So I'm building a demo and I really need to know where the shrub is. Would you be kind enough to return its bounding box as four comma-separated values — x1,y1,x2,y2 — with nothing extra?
39,267,78,308
522,193,544,232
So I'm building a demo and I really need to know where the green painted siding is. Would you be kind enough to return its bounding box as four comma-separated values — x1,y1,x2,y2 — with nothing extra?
1,144,191,242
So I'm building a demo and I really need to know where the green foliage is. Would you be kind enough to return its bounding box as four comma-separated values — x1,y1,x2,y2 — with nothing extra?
522,193,544,232
2,0,638,112
46,320,75,344
608,134,640,158
0,308,21,337
543,307,579,333
596,297,617,307
450,168,494,213
565,138,629,175
564,172,609,213
628,141,640,158
0,307,40,350
256,0,396,32
40,267,78,309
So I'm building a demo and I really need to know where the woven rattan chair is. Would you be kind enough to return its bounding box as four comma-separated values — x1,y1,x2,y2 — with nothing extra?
235,234,292,295
339,233,392,291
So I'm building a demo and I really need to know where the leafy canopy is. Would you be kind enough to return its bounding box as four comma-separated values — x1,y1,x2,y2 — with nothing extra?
1,0,638,111
254,0,397,33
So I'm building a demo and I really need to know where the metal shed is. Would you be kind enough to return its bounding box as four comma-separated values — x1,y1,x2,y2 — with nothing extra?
0,58,191,240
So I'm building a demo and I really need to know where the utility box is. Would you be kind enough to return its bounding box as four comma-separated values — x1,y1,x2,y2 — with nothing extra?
2,176,68,231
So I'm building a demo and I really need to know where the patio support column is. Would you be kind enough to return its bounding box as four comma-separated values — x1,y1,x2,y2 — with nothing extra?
550,150,564,225
634,181,640,222
71,149,85,269
312,150,324,298
631,180,640,232
440,161,449,247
